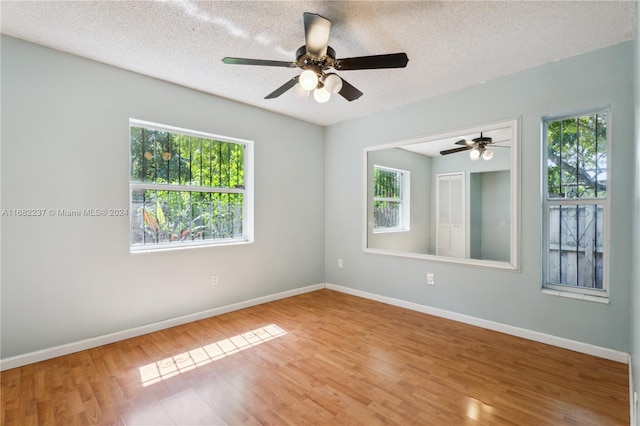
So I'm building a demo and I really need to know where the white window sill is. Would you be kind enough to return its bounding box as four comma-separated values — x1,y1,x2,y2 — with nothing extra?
541,288,609,304
372,228,410,234
130,239,252,253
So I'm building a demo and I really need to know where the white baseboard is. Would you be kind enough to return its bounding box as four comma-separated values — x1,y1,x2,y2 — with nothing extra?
325,283,630,364
0,283,324,371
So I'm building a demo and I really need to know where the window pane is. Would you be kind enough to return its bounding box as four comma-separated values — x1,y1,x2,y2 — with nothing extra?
130,127,244,189
131,189,244,246
546,204,604,289
374,168,401,199
546,120,562,197
373,165,409,231
374,200,400,229
546,113,607,199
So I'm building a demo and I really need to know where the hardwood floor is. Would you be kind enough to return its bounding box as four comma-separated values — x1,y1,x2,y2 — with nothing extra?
1,289,629,425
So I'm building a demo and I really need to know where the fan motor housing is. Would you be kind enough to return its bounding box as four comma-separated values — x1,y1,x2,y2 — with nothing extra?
296,45,336,72
473,136,492,144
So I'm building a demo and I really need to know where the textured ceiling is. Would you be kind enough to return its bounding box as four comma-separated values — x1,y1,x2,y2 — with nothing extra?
1,1,636,126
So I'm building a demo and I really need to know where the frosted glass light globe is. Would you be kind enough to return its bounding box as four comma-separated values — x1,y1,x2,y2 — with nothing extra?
313,87,331,103
299,70,319,91
293,83,309,99
469,148,481,161
324,74,343,94
482,148,494,160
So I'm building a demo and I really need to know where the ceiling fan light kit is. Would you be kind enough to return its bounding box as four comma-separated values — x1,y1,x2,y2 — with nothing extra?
469,146,494,161
299,69,319,91
324,74,343,94
293,82,310,99
222,12,409,103
313,85,331,103
440,132,507,161
482,148,494,160
298,71,339,103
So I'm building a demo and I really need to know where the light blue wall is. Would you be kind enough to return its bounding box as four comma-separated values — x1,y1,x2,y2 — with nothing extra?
470,170,510,262
0,36,325,359
325,41,635,352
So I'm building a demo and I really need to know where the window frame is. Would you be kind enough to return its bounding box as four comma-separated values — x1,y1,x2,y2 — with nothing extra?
129,119,254,252
372,165,410,233
541,108,610,299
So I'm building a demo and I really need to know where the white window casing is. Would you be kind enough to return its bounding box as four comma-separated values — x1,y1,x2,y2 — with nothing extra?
129,119,254,252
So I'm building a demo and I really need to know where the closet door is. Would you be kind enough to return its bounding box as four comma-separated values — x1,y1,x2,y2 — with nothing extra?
436,173,465,258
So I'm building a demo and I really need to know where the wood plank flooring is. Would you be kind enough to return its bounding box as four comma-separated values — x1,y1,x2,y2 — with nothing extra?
1,289,629,425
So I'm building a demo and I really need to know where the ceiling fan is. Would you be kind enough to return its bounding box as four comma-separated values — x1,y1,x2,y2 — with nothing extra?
222,12,409,103
439,133,509,161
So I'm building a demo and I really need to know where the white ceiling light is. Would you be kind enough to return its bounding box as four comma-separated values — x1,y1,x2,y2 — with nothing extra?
469,148,481,161
323,74,343,94
482,148,494,160
295,72,340,103
299,69,319,91
293,83,309,99
313,86,331,103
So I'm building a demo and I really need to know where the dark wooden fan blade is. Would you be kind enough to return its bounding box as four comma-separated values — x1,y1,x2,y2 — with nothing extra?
265,77,299,99
455,139,473,146
440,146,472,156
304,12,331,57
334,53,409,70
222,57,296,68
337,77,363,101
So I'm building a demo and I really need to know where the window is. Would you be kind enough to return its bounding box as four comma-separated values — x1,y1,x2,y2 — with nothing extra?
542,109,609,297
129,119,253,251
373,165,409,232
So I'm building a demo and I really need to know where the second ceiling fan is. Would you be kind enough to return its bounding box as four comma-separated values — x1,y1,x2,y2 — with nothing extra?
222,12,409,103
440,133,509,161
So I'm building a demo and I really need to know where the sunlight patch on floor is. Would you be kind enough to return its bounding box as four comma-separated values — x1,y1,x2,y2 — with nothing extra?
139,324,287,386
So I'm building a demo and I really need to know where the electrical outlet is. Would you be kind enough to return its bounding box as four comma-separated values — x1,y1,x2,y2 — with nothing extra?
211,274,219,286
427,273,435,285
337,259,344,268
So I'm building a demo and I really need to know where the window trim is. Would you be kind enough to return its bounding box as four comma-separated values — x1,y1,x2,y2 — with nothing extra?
129,119,254,253
372,164,410,233
541,108,610,298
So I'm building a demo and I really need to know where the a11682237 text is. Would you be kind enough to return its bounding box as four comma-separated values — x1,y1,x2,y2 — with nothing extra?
1,208,129,217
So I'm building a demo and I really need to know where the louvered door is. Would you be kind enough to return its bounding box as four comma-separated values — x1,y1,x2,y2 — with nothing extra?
436,172,465,258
